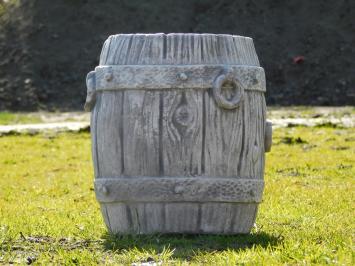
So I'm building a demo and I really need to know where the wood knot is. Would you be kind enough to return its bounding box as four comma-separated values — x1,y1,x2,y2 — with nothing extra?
104,72,113,81
173,105,192,127
178,72,188,81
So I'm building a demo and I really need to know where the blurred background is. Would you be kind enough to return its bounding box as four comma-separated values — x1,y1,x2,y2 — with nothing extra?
0,0,354,111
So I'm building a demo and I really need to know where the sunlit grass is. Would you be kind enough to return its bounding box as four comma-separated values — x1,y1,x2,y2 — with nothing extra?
267,106,355,119
0,112,42,125
0,126,354,265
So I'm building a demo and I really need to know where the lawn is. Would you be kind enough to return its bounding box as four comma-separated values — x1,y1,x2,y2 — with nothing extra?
0,126,354,265
0,112,89,125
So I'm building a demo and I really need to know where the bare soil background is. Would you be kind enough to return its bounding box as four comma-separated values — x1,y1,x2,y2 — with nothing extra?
0,0,354,111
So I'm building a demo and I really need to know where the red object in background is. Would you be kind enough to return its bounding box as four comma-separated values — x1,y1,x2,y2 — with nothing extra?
293,55,305,64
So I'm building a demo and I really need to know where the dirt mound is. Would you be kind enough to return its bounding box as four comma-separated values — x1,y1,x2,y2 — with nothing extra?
0,0,354,111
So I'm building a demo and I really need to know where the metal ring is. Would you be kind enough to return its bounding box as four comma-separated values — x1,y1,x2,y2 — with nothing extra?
212,73,244,109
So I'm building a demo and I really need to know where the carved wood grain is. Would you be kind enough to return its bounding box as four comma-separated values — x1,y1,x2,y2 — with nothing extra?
91,33,267,234
101,202,258,234
95,92,123,178
123,90,160,176
161,90,203,176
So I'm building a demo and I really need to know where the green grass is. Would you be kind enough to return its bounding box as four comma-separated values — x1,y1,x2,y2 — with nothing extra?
0,112,42,125
267,106,355,119
0,127,354,265
0,111,89,125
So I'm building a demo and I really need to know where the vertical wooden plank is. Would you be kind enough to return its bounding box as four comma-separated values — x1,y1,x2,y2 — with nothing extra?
161,90,203,176
236,91,266,179
199,203,235,233
102,203,131,234
231,203,258,233
249,92,266,179
239,93,253,178
99,35,112,66
123,91,160,176
204,90,244,177
142,203,165,233
90,93,100,178
96,91,123,178
238,93,253,178
125,203,147,234
259,95,267,176
200,203,257,234
258,93,267,178
109,34,133,65
164,203,200,233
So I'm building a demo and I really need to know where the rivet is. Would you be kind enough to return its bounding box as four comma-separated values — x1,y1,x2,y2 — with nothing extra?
174,185,184,194
178,72,188,81
100,185,109,195
104,72,113,81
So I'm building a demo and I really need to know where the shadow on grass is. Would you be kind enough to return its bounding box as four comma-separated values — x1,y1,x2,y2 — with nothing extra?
102,231,281,259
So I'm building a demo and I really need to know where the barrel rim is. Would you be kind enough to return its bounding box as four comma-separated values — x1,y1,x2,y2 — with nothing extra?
107,33,254,42
100,32,260,67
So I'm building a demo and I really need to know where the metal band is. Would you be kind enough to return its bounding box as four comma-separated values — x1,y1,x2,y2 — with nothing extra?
94,65,266,92
94,177,264,203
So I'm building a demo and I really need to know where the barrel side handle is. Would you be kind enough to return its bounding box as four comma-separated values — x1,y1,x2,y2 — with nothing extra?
265,120,272,152
84,71,96,112
212,70,245,110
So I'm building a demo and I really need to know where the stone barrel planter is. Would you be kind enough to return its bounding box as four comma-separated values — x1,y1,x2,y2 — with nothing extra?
85,33,272,234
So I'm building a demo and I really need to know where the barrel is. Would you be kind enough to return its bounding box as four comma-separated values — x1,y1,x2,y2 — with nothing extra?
85,33,272,234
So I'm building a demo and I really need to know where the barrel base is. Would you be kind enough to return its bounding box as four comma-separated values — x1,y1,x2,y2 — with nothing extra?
100,202,258,234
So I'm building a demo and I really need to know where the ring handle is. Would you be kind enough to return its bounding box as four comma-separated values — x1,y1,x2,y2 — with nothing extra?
84,71,96,112
212,73,245,109
265,120,272,152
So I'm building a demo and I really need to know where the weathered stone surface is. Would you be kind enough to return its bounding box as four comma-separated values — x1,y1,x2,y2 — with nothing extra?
87,33,269,234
